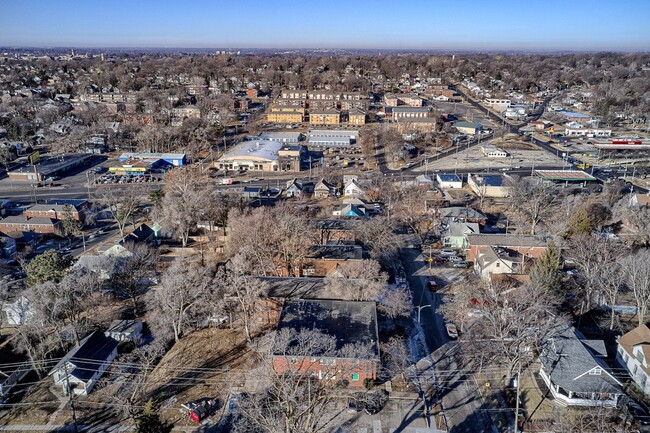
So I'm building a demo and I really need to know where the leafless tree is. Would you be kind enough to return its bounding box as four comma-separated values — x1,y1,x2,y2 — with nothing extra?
595,259,626,331
619,249,650,326
377,285,412,320
507,177,557,235
146,259,215,342
100,188,142,239
323,259,387,301
567,235,623,314
354,216,401,264
380,336,412,383
111,242,159,316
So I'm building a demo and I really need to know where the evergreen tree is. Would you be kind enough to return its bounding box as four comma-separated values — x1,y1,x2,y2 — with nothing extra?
136,400,172,433
529,240,562,292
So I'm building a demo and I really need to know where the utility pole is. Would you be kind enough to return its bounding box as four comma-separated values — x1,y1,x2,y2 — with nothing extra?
63,363,78,433
514,363,521,433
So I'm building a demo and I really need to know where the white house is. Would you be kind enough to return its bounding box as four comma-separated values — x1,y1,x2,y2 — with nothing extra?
2,296,34,326
616,324,650,397
343,179,365,198
50,331,119,395
484,98,511,112
105,319,143,342
474,246,523,280
539,325,623,407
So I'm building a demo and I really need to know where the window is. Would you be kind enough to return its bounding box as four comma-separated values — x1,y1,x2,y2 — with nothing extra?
589,367,602,376
320,358,336,366
351,373,359,381
634,365,639,375
625,353,629,363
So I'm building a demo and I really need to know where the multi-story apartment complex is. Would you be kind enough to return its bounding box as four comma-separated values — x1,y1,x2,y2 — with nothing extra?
267,106,305,123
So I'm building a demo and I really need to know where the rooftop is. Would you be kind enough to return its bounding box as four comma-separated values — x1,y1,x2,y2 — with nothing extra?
437,173,462,182
271,299,380,360
467,234,549,248
455,121,482,129
309,243,363,260
50,331,119,382
471,173,506,187
534,170,597,181
1,215,58,226
219,140,283,161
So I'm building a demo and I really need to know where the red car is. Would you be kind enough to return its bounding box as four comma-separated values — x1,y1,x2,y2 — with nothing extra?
428,279,438,292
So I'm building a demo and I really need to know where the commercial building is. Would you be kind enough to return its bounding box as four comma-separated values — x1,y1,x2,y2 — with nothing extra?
216,140,282,172
307,129,359,147
467,173,511,198
436,173,463,189
258,131,303,143
534,170,597,184
454,121,482,135
481,145,509,158
8,154,93,182
118,152,186,167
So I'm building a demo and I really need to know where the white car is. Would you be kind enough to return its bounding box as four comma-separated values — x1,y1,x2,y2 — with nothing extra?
439,249,456,256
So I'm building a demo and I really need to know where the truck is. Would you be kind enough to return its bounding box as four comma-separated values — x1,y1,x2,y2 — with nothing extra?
222,178,234,185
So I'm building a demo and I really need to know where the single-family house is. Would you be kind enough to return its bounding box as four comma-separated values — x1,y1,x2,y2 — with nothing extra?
442,222,480,249
50,331,119,395
2,296,34,326
343,179,365,198
439,207,487,225
333,203,365,218
300,242,364,277
285,178,314,198
474,246,525,280
539,325,623,407
313,179,337,199
271,299,380,387
0,234,17,258
311,219,359,244
616,324,650,398
466,234,549,263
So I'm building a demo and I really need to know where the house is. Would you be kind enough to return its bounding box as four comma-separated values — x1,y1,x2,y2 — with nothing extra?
539,325,623,407
454,121,482,135
121,223,156,245
393,107,431,122
343,179,365,198
466,234,549,263
333,203,365,218
2,296,34,326
0,216,62,235
24,203,84,221
313,179,337,199
105,319,143,342
467,173,511,198
474,246,525,280
50,331,119,395
439,207,487,225
442,222,480,249
301,243,364,277
271,299,380,387
285,179,314,198
311,219,359,244
616,324,650,398
436,173,463,189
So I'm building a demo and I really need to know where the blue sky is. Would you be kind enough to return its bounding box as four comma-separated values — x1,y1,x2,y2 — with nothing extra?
1,0,648,51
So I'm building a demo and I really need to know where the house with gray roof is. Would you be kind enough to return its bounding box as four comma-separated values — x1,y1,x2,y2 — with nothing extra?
442,222,480,249
539,325,623,407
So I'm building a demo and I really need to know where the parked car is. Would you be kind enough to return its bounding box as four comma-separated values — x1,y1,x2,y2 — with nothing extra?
439,249,456,256
445,323,459,339
448,255,464,263
428,279,438,292
453,261,471,268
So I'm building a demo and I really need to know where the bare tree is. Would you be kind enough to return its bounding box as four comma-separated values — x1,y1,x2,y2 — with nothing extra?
381,336,412,383
111,242,159,316
619,249,650,326
100,188,142,239
354,216,401,264
323,259,387,301
377,285,412,320
146,259,215,342
507,177,557,234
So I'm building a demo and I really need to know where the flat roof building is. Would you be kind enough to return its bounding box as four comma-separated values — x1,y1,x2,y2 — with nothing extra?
217,140,283,172
118,152,186,166
307,129,359,146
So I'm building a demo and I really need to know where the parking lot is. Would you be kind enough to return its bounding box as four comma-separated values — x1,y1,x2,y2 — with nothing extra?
92,173,164,185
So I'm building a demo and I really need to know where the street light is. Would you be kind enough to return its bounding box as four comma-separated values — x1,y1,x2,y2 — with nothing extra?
416,304,431,323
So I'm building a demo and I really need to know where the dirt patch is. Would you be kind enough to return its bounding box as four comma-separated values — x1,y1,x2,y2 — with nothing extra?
0,377,61,425
143,328,257,425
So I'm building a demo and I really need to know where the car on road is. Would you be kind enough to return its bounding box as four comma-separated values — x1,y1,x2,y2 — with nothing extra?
453,261,471,268
93,166,107,174
448,255,464,263
439,249,456,256
445,322,459,339
428,279,438,292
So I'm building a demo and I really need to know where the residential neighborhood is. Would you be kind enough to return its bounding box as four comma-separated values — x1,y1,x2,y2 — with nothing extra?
0,6,650,433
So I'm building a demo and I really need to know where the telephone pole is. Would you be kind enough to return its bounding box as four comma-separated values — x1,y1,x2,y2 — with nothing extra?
63,363,78,433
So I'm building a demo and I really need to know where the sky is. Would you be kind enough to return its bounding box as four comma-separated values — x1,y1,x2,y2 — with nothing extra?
1,0,649,52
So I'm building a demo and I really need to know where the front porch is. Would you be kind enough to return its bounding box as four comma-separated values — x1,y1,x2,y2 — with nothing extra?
539,367,620,408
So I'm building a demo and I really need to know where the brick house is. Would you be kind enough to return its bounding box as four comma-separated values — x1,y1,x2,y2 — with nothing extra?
0,216,62,235
271,299,380,387
24,202,85,221
465,234,550,263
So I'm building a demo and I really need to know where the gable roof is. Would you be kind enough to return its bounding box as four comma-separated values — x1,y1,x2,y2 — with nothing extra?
440,207,487,220
467,234,548,248
618,324,650,377
540,325,621,395
50,331,118,382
